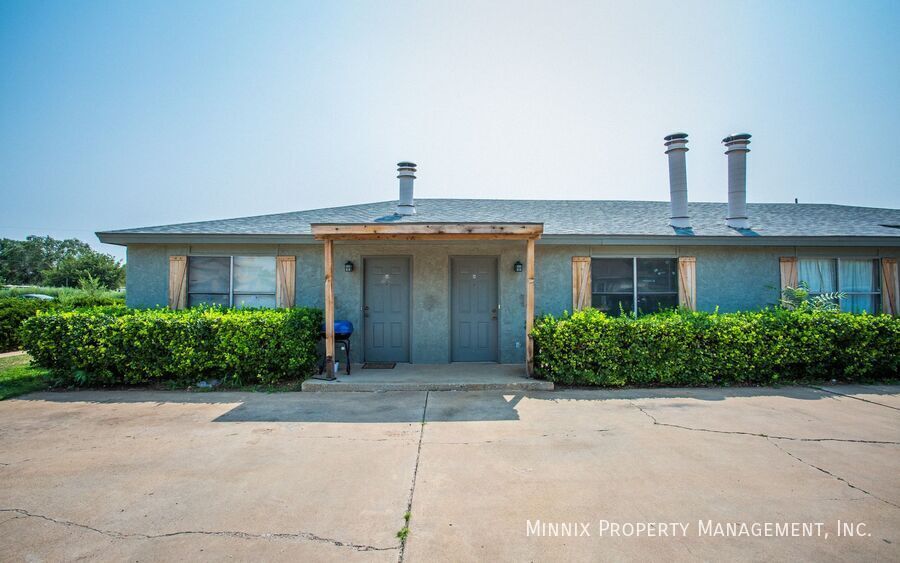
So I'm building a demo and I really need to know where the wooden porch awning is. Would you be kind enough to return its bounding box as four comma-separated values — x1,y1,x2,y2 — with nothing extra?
314,222,543,380
311,222,543,241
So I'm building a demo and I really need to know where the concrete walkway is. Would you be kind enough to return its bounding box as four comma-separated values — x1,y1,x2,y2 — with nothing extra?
0,350,27,358
301,363,553,391
0,386,898,561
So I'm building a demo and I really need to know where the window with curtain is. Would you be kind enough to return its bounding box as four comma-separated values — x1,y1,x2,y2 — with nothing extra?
187,256,277,308
797,258,881,313
839,259,880,313
591,258,678,316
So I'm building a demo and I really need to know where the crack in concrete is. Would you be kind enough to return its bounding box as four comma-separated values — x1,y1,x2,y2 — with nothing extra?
0,508,398,551
398,390,429,563
808,386,900,412
766,440,900,510
630,402,900,445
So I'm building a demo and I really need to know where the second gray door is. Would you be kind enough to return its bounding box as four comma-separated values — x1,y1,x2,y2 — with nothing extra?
451,256,499,362
364,257,410,362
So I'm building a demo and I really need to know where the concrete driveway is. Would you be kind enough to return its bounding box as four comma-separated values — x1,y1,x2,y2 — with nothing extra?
0,386,898,561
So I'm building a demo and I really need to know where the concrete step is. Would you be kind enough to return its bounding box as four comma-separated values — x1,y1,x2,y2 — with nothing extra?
301,378,554,392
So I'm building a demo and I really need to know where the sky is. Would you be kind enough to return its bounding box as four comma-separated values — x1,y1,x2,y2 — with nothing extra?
1,0,899,262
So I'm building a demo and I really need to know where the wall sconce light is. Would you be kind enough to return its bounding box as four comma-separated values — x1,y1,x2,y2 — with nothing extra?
344,261,354,273
514,261,523,273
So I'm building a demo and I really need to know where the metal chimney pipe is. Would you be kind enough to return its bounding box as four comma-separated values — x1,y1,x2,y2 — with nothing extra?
664,133,690,228
722,133,751,229
396,161,417,215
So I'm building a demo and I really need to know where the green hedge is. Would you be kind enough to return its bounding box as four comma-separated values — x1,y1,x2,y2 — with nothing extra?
20,307,323,387
0,296,124,352
0,298,55,352
531,308,900,386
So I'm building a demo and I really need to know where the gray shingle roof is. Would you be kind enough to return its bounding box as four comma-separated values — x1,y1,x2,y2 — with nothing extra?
98,199,900,239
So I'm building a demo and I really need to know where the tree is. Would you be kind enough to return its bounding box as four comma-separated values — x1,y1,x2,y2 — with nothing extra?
0,236,92,285
42,252,125,289
0,235,124,289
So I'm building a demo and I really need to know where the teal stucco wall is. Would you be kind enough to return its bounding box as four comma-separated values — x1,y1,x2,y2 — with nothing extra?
125,242,899,362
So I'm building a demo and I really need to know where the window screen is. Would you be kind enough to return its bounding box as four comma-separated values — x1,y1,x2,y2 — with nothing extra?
232,256,276,309
591,257,678,316
187,256,277,308
591,258,634,315
188,257,231,307
636,258,678,314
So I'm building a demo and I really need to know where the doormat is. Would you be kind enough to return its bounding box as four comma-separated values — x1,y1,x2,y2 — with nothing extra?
363,362,396,369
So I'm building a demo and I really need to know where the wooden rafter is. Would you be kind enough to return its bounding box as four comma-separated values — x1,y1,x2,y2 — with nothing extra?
312,223,543,241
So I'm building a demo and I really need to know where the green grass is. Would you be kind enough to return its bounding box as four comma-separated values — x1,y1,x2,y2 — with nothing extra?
0,354,50,400
396,510,412,541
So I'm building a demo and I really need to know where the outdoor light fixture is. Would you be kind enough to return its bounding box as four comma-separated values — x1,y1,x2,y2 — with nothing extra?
344,261,354,273
514,261,523,273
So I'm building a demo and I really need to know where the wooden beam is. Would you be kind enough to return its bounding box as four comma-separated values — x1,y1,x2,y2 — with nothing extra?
315,233,541,241
323,239,335,379
525,238,535,377
312,223,543,240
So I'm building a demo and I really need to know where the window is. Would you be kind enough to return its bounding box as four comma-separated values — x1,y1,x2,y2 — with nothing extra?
591,258,678,316
188,257,230,307
797,258,881,313
188,256,277,308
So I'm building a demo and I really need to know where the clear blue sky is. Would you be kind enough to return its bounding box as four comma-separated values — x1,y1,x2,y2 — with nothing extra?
2,0,898,261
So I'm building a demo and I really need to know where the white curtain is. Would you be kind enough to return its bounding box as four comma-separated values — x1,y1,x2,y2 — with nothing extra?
839,259,877,313
798,259,836,293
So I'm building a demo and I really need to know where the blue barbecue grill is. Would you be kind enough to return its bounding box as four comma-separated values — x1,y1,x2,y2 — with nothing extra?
319,320,353,375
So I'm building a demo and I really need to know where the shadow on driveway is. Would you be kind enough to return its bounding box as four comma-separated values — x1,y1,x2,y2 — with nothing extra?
12,384,900,424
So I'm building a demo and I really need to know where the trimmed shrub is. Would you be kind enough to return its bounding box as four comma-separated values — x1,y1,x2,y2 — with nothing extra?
0,295,124,352
532,308,900,386
19,307,323,387
0,298,55,352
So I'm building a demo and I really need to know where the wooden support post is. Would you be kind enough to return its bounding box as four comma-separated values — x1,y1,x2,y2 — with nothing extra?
525,238,535,377
323,239,336,379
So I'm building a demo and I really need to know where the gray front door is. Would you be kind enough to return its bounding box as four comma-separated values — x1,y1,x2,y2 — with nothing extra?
451,257,499,362
364,257,410,362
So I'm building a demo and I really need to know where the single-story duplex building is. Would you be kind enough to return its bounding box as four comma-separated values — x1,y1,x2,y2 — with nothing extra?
98,134,900,374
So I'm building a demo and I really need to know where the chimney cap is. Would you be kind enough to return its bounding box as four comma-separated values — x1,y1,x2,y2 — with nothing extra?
397,161,417,168
664,132,688,141
722,133,751,143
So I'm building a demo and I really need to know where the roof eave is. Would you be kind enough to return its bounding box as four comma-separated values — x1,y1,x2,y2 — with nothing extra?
95,232,320,246
539,234,900,247
96,231,900,247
